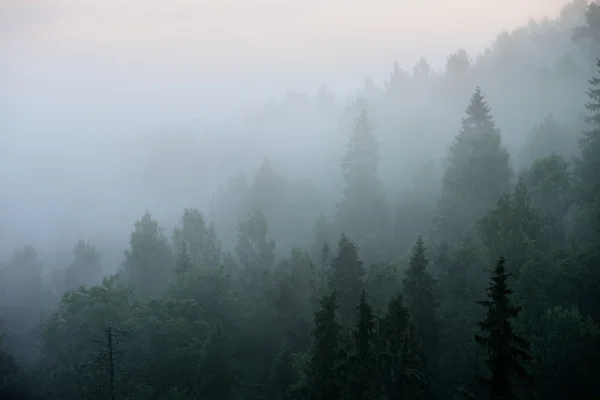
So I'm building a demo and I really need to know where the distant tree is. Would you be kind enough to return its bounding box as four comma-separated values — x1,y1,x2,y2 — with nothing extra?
402,235,438,397
446,49,471,76
198,322,237,400
574,59,600,239
413,57,432,80
520,154,573,220
0,334,27,399
385,61,410,93
475,257,533,400
174,240,192,275
329,235,365,328
270,341,297,400
378,291,427,400
518,114,577,169
436,87,513,245
530,306,600,400
172,208,221,269
335,108,390,263
304,291,345,400
345,289,379,400
122,212,174,298
572,2,600,56
246,158,287,215
235,211,276,278
64,240,103,291
478,179,554,279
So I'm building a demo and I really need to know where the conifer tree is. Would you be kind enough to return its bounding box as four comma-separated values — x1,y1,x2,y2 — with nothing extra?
175,241,192,275
64,240,102,292
475,257,532,400
402,236,439,362
378,291,427,400
437,87,513,244
575,59,600,236
329,235,365,328
270,341,296,400
346,289,379,400
335,109,390,263
305,291,345,400
173,208,221,269
122,212,174,298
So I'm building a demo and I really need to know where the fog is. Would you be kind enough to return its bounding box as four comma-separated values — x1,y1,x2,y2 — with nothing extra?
0,0,576,255
1,1,600,398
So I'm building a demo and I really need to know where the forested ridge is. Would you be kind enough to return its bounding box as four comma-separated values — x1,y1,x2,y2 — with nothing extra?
2,1,600,399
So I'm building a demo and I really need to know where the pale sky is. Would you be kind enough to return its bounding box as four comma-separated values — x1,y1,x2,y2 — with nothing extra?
1,0,574,136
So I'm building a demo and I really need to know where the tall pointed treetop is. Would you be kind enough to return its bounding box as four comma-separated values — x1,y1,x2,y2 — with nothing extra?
475,257,533,400
341,109,380,187
460,87,497,136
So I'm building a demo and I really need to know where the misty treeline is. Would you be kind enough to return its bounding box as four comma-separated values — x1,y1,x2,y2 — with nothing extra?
2,1,600,399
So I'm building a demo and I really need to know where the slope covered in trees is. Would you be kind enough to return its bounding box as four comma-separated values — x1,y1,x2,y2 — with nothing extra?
1,2,600,399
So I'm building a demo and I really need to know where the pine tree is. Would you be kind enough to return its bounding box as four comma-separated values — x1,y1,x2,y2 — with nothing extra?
175,241,192,275
475,257,533,400
346,289,379,400
335,108,390,263
64,240,102,291
270,341,296,400
172,208,221,269
199,322,237,400
305,291,345,400
122,212,174,298
402,236,439,362
575,59,600,236
329,235,365,328
378,292,427,400
437,87,513,245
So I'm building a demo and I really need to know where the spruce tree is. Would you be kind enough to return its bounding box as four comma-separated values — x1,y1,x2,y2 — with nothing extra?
305,291,345,400
475,257,532,400
270,341,296,400
402,236,439,362
335,108,390,263
122,212,174,298
378,291,427,400
329,235,365,328
437,87,513,245
175,241,192,275
575,59,600,237
346,289,379,400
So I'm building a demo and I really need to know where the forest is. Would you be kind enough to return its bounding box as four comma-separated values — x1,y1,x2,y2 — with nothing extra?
1,1,600,399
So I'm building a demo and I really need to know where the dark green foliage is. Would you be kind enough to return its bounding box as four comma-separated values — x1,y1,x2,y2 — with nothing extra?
346,289,379,400
4,18,600,400
378,291,427,400
478,179,557,279
475,257,532,400
329,235,365,328
437,87,513,245
121,212,174,298
517,114,578,169
304,291,345,400
402,236,439,363
64,240,103,292
520,154,573,220
270,341,297,400
336,108,390,263
529,306,600,400
574,58,600,241
172,208,221,269
0,335,28,400
198,322,237,399
174,240,192,275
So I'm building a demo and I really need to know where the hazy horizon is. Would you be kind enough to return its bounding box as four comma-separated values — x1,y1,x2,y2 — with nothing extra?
3,0,572,133
0,0,584,257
